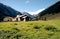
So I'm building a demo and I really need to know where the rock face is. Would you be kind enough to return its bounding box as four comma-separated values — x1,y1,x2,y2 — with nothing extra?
0,3,22,21
37,1,60,20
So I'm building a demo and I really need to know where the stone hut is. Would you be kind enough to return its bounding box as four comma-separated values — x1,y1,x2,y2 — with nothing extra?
3,17,16,22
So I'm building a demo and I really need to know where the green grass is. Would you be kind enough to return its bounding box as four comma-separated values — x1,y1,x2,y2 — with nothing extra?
0,20,60,39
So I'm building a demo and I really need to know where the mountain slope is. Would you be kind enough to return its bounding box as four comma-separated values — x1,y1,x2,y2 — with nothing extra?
38,1,60,16
0,3,22,21
37,1,60,20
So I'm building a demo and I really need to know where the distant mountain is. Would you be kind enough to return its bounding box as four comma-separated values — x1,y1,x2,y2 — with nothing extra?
27,8,45,15
0,3,22,21
22,12,35,19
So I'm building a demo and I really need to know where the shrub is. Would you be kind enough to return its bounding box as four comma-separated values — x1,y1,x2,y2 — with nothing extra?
0,28,20,39
48,33,54,38
44,25,57,32
12,27,20,32
33,25,40,29
14,23,18,25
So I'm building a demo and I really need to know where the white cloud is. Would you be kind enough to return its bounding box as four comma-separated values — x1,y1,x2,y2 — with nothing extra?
27,8,45,15
25,0,30,4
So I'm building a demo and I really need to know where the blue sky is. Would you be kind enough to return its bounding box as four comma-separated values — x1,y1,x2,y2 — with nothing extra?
0,0,58,14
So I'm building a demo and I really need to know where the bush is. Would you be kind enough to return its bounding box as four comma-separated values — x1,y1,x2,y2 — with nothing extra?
0,28,20,39
12,27,20,32
33,25,40,29
44,25,57,32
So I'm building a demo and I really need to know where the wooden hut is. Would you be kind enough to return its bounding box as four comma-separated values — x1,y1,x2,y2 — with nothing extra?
15,15,30,22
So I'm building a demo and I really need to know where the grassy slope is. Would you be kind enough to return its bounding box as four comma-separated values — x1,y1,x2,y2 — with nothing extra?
0,20,60,39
